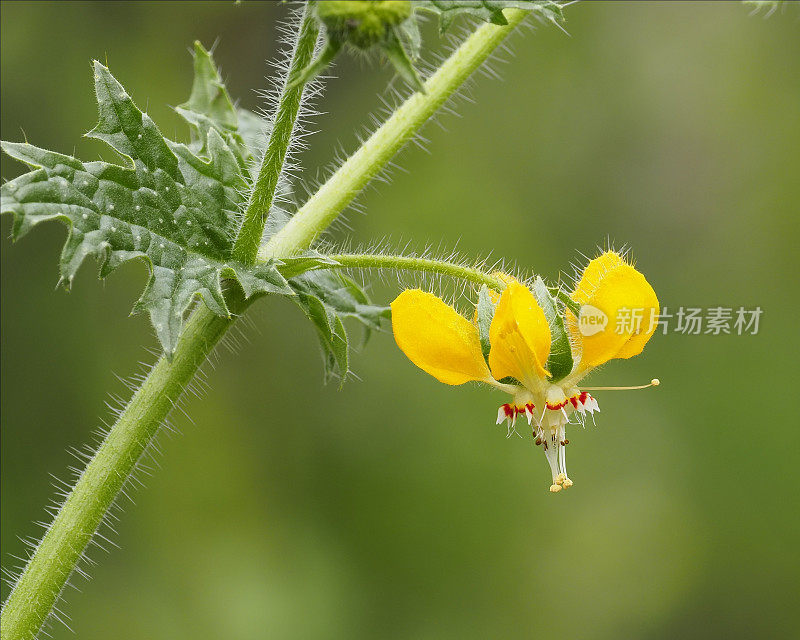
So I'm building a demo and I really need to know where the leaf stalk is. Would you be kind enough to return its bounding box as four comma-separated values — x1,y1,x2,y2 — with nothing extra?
232,3,319,264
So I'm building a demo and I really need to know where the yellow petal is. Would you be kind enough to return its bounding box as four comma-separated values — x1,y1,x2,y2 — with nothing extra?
471,271,519,323
488,282,551,383
491,271,520,290
572,251,626,302
569,252,659,369
391,289,491,385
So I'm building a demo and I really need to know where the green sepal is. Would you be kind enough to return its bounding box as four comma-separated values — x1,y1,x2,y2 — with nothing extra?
1,60,295,356
383,27,425,93
291,27,424,94
551,286,581,318
532,276,573,381
397,14,422,59
476,284,496,360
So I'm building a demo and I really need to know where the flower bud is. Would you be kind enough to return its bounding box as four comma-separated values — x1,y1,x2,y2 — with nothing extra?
316,1,412,49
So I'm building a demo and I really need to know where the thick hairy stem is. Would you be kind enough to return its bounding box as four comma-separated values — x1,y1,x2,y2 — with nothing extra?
0,302,240,640
1,8,531,639
325,252,508,290
259,8,529,259
232,2,319,264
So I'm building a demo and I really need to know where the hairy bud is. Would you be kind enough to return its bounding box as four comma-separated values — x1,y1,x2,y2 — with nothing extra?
316,1,412,49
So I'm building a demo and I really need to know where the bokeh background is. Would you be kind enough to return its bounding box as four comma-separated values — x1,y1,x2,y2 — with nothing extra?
2,2,799,638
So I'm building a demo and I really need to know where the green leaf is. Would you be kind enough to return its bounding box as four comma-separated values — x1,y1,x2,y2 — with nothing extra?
416,1,564,33
532,276,573,381
290,271,389,334
179,41,239,132
296,293,350,386
1,59,293,356
288,270,390,384
476,284,496,359
174,42,254,174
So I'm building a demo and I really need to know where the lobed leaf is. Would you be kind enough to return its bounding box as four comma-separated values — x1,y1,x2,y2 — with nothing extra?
416,1,565,32
295,293,350,387
288,270,390,385
1,42,389,375
175,42,257,176
179,42,239,132
2,54,292,356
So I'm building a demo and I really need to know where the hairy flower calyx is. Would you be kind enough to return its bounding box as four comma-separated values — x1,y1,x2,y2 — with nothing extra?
317,0,412,49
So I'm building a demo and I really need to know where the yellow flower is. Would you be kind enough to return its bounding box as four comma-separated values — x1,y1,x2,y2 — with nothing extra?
567,251,660,369
390,251,659,493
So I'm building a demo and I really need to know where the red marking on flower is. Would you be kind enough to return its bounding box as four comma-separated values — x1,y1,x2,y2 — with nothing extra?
570,397,578,408
502,404,515,418
546,400,567,411
579,391,588,404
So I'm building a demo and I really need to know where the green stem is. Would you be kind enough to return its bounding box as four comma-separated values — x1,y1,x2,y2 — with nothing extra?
259,8,530,259
1,9,532,639
232,3,319,264
0,301,241,640
325,252,507,290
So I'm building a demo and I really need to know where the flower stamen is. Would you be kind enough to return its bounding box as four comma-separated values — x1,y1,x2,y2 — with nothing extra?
579,378,660,391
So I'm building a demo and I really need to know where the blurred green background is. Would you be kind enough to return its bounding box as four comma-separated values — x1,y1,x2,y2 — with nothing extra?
2,2,799,638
